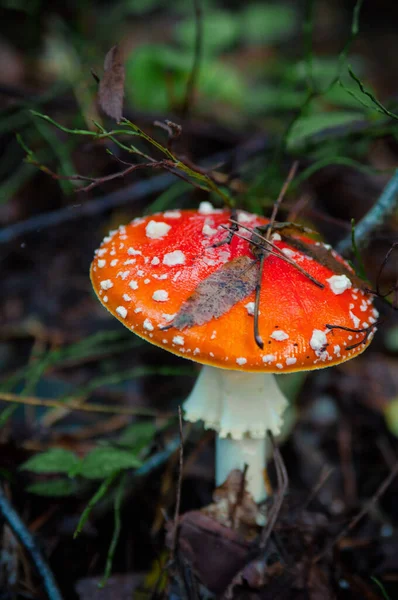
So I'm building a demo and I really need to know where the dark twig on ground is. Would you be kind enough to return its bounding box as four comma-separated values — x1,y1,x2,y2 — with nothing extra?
181,0,203,118
313,456,398,563
337,168,398,254
0,172,174,245
259,432,289,553
31,158,167,193
300,466,334,511
0,485,63,600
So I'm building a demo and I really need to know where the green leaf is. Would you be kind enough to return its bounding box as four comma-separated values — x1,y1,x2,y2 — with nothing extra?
385,398,398,437
175,11,239,54
241,3,297,44
20,448,80,474
385,326,398,352
27,479,77,497
246,86,307,114
79,447,142,480
117,421,157,453
287,111,364,150
125,45,245,112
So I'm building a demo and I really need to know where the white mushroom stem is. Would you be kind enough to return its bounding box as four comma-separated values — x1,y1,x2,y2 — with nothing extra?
183,366,288,502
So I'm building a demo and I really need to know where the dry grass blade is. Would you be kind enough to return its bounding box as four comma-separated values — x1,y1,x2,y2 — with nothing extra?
266,161,299,241
259,431,289,553
0,391,168,417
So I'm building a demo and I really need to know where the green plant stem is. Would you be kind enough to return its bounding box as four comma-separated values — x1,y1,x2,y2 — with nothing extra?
99,473,126,587
74,473,119,539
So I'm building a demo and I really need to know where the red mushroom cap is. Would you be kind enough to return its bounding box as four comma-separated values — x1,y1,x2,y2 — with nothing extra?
90,206,378,372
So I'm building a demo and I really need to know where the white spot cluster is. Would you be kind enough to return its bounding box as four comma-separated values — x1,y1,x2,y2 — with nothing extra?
245,302,255,316
310,329,329,361
163,250,185,266
145,220,171,239
310,329,327,351
198,201,217,215
270,330,289,341
163,210,181,219
143,319,154,331
202,223,218,236
116,306,127,318
151,256,160,265
100,279,113,290
262,354,276,364
98,260,106,268
152,290,169,302
127,247,142,256
129,280,139,290
237,211,253,224
286,357,297,366
162,313,176,322
349,311,360,329
281,248,296,259
236,357,247,366
173,336,184,346
326,274,352,295
116,270,129,280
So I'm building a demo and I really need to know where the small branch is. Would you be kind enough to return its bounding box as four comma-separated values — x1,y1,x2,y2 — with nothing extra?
0,485,63,600
0,171,173,245
0,137,271,245
266,160,299,240
337,168,398,254
0,390,170,417
259,432,288,552
313,458,398,564
29,159,167,193
181,0,203,117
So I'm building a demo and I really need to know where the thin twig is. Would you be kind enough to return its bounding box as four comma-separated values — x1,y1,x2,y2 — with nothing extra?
30,159,167,193
300,466,334,511
313,459,398,564
0,136,273,245
337,168,398,254
259,432,288,552
0,390,170,417
181,0,203,117
0,172,173,245
170,406,184,563
266,160,299,241
0,485,63,600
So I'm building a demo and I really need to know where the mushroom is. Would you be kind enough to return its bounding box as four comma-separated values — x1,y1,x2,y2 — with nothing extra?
90,204,378,501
